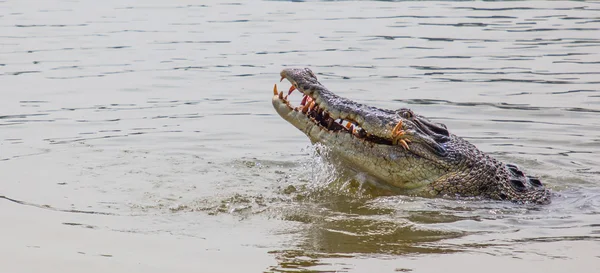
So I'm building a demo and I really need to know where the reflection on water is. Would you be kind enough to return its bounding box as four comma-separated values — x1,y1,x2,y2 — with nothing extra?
1,0,600,272
265,173,600,272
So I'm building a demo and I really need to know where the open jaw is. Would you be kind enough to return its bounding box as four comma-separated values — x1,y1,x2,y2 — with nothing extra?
272,84,403,147
272,69,411,149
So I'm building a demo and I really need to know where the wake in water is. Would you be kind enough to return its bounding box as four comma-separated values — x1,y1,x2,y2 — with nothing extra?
295,142,401,199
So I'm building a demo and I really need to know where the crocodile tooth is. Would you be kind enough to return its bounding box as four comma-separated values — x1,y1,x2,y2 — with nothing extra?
302,103,310,113
273,84,278,95
300,95,308,106
398,139,410,150
278,91,283,99
288,85,296,95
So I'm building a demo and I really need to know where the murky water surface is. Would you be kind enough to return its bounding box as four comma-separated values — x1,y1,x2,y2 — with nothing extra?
1,0,600,272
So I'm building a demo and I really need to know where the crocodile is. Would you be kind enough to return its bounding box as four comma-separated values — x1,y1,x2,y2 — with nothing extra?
272,67,551,204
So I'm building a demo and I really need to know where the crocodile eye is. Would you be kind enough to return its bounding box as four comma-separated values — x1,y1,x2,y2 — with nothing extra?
396,108,413,119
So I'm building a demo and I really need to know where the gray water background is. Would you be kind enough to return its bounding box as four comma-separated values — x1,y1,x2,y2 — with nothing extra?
1,0,600,272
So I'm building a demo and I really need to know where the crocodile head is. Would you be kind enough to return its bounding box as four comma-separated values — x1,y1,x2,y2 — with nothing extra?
272,67,551,204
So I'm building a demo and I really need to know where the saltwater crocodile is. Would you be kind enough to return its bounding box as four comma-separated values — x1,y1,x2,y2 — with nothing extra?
272,68,551,204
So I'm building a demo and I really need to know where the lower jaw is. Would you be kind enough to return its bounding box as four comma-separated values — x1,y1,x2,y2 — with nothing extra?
273,94,360,142
274,94,349,142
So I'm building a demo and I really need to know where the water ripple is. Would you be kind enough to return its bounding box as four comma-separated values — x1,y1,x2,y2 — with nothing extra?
2,1,600,272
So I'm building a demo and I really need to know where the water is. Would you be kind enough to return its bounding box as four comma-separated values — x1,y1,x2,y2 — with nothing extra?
1,0,600,272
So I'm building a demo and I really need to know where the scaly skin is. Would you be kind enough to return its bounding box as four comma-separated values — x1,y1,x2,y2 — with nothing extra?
273,68,551,204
